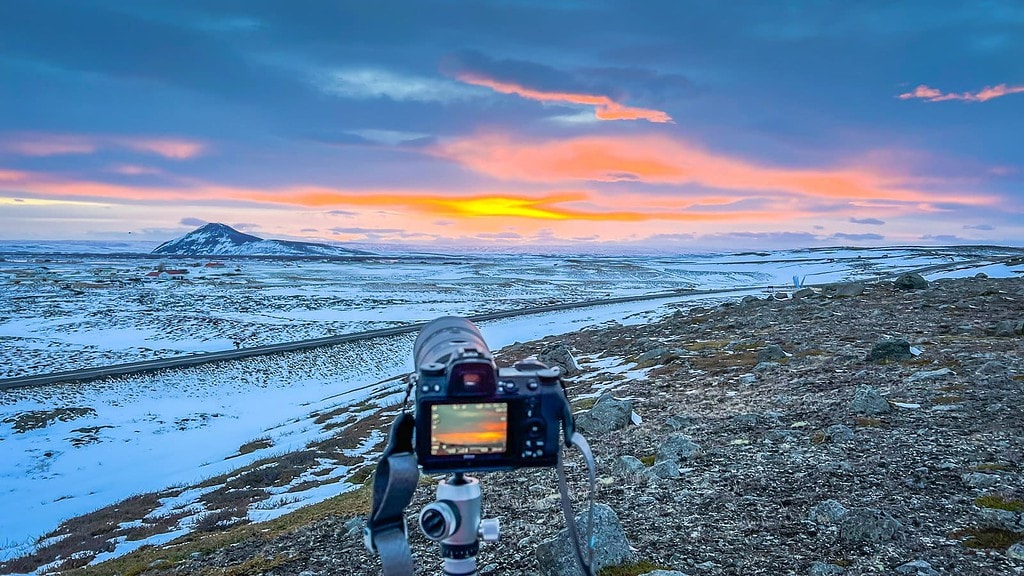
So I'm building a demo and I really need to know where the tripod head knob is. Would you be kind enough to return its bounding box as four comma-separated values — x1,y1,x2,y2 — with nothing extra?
479,518,500,542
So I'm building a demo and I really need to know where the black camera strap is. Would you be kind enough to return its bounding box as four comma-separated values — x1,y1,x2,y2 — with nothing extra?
557,431,597,576
365,411,419,576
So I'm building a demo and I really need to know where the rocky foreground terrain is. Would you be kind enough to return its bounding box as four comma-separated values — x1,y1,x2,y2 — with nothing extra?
17,274,1024,575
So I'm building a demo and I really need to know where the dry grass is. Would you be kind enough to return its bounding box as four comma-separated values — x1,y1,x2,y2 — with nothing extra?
235,437,273,456
3,407,96,433
949,527,1024,550
69,484,373,576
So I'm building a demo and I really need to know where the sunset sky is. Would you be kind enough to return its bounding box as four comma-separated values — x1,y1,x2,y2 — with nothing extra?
1,1,1022,251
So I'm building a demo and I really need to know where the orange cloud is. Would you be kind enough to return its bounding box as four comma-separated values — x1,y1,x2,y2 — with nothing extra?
454,72,672,123
432,133,996,207
0,133,206,159
898,83,1024,103
0,168,772,223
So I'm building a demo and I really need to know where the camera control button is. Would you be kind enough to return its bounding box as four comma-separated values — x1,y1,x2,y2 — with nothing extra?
432,385,441,392
527,380,539,391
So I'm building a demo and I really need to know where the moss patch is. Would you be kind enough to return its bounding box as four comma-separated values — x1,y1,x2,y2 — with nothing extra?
639,455,657,466
950,527,1024,550
975,495,1024,512
599,560,673,576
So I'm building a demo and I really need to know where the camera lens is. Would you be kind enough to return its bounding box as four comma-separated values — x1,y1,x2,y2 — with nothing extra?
414,317,492,369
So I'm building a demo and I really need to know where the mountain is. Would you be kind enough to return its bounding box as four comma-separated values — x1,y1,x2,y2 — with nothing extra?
151,223,372,256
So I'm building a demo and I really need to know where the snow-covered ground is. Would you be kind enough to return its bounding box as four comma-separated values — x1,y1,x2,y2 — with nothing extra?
3,246,1016,380
0,244,1021,564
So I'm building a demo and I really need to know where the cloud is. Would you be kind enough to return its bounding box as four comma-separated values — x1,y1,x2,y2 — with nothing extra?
898,83,1024,103
849,217,885,225
963,224,994,230
331,227,404,234
831,232,884,241
318,68,479,102
346,129,433,146
432,133,996,207
326,210,358,217
0,133,206,159
0,167,779,225
920,234,964,242
180,217,207,226
476,232,522,239
452,72,672,123
107,164,162,176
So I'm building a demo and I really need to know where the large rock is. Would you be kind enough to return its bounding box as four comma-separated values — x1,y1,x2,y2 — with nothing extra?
535,503,632,576
867,338,913,362
838,508,904,543
994,319,1024,337
757,344,788,363
849,386,891,415
824,282,865,298
894,272,929,291
807,499,849,525
792,287,817,299
809,563,845,576
656,434,703,463
612,455,645,475
538,343,582,377
895,560,939,576
575,394,633,436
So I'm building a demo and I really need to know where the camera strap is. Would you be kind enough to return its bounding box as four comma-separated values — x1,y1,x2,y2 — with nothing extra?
557,431,597,576
365,411,419,576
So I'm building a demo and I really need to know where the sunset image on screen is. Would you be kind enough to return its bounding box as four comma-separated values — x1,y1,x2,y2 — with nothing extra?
430,403,508,456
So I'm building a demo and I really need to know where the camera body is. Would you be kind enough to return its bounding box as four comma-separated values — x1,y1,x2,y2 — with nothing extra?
412,318,570,473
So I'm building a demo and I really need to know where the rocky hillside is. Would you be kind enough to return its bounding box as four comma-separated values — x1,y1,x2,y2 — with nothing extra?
152,223,371,256
30,274,1024,576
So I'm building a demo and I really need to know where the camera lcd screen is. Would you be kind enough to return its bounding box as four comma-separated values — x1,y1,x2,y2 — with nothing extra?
430,402,508,456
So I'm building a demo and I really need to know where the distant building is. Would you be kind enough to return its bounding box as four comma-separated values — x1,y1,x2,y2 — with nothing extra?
204,262,226,268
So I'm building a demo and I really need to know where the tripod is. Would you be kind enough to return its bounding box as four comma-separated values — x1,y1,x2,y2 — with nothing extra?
418,473,500,576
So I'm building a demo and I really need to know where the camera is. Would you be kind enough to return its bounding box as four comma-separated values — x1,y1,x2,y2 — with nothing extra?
412,316,571,473
366,316,596,576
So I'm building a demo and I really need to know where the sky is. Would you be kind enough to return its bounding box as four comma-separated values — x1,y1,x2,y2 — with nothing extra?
0,0,1022,251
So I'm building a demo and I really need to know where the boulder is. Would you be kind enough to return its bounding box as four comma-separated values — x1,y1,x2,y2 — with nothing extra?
575,394,633,436
994,319,1024,337
867,338,913,362
825,424,855,444
612,455,645,475
894,272,929,291
895,560,939,576
656,434,703,463
793,287,817,299
807,499,849,525
838,508,904,543
824,282,865,298
809,563,845,576
757,344,788,363
644,460,681,480
536,503,632,576
538,343,582,377
1007,542,1024,561
849,386,891,415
